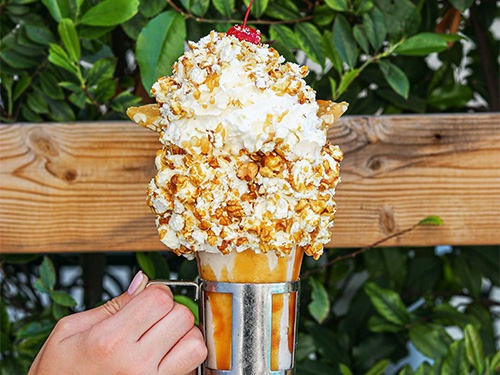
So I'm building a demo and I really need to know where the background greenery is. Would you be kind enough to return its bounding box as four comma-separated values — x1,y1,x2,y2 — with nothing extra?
0,0,499,374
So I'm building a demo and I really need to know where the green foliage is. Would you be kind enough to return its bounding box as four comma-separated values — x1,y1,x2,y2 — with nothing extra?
1,0,498,123
1,0,498,372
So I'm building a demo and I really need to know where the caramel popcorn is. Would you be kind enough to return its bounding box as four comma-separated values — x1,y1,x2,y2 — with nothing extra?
128,31,347,259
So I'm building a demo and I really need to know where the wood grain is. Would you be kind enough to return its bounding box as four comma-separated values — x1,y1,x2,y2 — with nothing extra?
1,114,499,253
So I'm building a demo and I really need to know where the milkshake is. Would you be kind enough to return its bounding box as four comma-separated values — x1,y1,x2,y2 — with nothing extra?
127,29,345,371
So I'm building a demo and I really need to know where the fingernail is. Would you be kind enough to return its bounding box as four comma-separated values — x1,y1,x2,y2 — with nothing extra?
128,271,143,295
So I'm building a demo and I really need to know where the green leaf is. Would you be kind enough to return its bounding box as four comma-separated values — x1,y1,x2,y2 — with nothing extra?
455,256,482,299
427,82,473,110
397,364,414,375
1,253,39,264
353,25,370,54
136,252,156,279
409,323,453,359
368,315,404,333
339,363,353,375
58,81,81,92
333,15,358,69
374,0,420,39
329,77,337,100
464,324,484,373
39,71,64,99
325,0,348,11
296,333,315,362
0,298,10,335
136,11,186,92
110,90,142,112
79,25,115,40
308,277,330,324
442,340,469,375
432,303,481,329
80,0,139,26
174,295,199,325
0,50,37,69
50,290,77,307
364,282,410,326
337,69,361,98
48,43,77,74
313,5,335,26
180,0,210,16
69,91,86,108
323,30,343,74
52,302,69,319
306,321,349,365
21,105,42,122
87,58,116,86
45,95,76,121
41,0,72,22
25,24,57,45
297,360,340,375
139,0,166,17
415,362,432,375
265,1,300,20
378,60,409,99
122,12,148,40
354,0,373,15
395,33,448,56
366,359,390,375
243,0,269,18
270,24,298,49
58,18,80,62
418,216,443,225
16,320,55,339
295,22,325,68
34,278,50,293
40,256,56,291
449,0,474,12
490,350,500,373
13,75,31,101
27,92,49,113
363,7,387,51
213,0,234,18
95,78,116,101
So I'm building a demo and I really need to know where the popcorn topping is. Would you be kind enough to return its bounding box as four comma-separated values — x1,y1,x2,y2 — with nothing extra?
127,31,346,259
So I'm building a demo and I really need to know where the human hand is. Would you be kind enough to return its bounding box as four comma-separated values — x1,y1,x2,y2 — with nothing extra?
28,271,206,375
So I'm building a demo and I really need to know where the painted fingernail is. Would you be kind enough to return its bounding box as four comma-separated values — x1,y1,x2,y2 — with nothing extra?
128,271,143,295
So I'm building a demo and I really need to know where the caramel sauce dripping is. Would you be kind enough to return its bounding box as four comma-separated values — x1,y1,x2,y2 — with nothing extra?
197,248,303,371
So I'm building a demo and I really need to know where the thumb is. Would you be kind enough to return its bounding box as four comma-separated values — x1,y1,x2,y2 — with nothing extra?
61,271,149,335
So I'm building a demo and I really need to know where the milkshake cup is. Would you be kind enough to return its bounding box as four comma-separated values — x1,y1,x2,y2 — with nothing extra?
197,248,303,370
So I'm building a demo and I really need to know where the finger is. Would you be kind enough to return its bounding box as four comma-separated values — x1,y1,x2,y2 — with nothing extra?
103,283,175,341
139,302,195,359
158,326,207,375
59,271,150,339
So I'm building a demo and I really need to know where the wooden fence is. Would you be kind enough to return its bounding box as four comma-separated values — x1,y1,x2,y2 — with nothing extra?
1,113,499,253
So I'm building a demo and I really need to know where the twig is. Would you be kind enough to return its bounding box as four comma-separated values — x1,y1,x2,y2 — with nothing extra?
302,222,421,279
82,86,107,120
166,0,313,25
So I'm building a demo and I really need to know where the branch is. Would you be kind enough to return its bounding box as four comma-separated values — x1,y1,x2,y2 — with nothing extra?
82,86,107,120
302,222,421,279
166,0,313,25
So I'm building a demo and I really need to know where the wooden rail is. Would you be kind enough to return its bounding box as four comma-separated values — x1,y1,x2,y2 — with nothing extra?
1,113,499,253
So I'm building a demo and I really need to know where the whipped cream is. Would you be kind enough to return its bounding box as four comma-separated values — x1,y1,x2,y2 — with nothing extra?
132,31,345,259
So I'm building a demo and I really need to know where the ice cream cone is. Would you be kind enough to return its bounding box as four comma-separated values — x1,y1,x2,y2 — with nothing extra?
197,247,303,371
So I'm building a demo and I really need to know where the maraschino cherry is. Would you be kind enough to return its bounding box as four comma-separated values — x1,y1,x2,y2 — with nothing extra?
227,0,262,45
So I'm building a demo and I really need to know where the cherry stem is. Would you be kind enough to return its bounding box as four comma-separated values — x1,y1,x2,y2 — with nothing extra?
243,0,253,27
